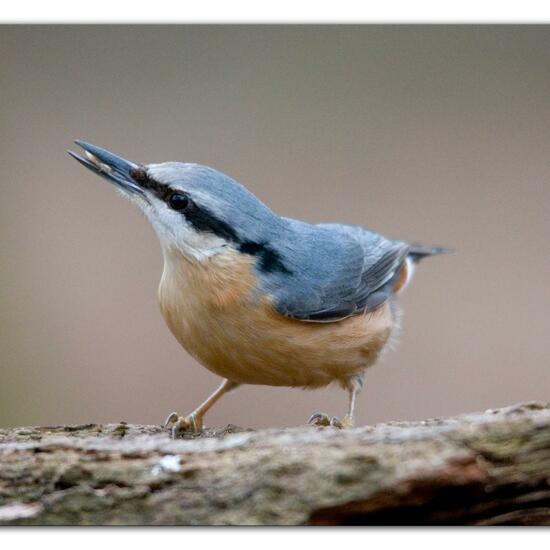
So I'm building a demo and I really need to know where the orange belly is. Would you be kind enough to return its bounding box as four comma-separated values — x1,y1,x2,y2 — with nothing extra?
158,247,395,388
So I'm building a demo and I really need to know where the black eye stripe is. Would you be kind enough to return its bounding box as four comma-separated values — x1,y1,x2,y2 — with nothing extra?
129,168,172,201
129,170,291,274
184,203,239,242
239,241,292,274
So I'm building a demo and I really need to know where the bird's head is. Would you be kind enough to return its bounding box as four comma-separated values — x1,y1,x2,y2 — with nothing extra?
69,141,283,263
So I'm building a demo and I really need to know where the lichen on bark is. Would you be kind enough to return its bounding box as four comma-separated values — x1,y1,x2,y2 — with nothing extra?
0,402,549,525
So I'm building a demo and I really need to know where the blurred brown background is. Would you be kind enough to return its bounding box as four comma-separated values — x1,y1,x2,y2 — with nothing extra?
1,26,549,429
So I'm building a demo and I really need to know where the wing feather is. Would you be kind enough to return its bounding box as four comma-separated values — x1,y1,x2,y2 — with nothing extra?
272,223,410,322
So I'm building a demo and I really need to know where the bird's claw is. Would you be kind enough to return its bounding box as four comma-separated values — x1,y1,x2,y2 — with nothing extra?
307,412,331,426
164,411,202,438
307,412,345,429
340,414,354,429
307,412,354,429
330,416,344,429
164,411,179,427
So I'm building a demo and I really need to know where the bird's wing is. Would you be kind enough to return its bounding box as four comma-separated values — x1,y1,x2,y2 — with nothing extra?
271,223,410,322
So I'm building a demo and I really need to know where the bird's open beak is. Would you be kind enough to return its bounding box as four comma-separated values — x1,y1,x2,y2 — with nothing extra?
68,140,146,198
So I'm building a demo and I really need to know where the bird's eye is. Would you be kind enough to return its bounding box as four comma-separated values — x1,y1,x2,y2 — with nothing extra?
168,192,190,211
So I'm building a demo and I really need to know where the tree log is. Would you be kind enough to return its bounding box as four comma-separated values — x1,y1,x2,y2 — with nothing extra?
0,402,549,525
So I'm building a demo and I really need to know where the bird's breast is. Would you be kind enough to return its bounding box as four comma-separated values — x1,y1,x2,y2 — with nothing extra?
158,247,395,388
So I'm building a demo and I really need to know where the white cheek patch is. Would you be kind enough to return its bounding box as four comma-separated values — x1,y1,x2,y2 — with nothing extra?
145,201,229,262
177,229,229,261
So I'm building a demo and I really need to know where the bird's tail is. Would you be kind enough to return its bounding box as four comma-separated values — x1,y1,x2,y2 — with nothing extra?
407,244,453,263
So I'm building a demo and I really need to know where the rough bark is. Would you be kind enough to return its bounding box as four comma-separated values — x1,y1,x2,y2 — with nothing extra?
0,402,549,525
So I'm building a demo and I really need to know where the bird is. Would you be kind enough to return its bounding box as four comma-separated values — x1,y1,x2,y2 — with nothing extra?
68,140,449,436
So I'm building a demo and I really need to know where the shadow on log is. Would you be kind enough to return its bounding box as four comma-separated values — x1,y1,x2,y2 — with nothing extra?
0,402,549,525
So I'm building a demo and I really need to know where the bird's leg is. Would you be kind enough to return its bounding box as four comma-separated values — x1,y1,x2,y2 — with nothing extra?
341,373,364,428
307,373,364,429
164,378,239,437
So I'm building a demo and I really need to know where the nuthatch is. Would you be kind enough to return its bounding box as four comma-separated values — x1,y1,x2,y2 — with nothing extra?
69,141,449,436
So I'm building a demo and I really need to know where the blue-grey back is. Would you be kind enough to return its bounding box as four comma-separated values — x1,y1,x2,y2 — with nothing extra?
149,162,411,322
258,218,410,322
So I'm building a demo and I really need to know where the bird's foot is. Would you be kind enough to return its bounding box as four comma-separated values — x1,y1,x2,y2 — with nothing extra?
340,414,354,429
307,412,348,429
307,412,354,429
164,411,203,438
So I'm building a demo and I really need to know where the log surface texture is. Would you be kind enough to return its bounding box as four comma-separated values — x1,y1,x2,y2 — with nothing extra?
0,402,549,525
